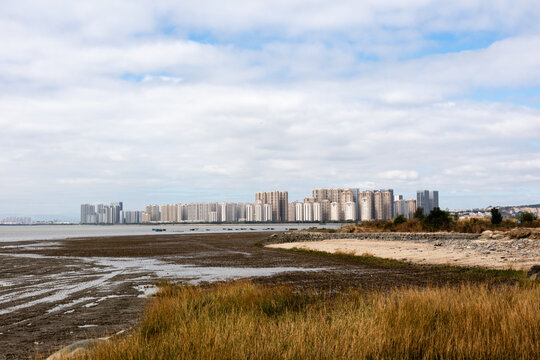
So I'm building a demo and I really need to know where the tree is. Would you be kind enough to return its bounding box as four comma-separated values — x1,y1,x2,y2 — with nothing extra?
490,208,503,225
519,211,537,223
393,215,407,225
422,207,452,230
414,207,425,220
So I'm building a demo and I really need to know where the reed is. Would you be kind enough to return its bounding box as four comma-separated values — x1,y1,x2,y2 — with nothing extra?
81,280,539,360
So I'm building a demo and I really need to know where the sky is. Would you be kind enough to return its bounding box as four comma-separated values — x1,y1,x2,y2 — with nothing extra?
1,1,540,220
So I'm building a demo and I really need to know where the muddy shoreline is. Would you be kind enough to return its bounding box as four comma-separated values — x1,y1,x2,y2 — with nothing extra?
0,232,524,359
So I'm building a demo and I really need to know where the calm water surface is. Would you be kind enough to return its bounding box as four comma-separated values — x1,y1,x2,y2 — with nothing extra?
0,223,340,242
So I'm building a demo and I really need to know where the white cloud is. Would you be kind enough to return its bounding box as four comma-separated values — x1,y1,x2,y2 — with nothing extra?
378,170,420,181
1,1,540,217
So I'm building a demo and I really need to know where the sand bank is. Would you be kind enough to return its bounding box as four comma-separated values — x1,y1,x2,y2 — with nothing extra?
267,237,540,270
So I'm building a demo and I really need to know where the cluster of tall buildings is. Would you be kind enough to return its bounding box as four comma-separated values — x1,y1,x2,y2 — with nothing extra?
80,202,124,224
290,188,421,222
1,216,32,225
80,189,438,224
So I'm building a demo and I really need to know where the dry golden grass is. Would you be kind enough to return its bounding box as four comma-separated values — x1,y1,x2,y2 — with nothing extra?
79,280,539,360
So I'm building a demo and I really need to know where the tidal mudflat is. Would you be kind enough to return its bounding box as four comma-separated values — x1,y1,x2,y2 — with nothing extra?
0,232,524,359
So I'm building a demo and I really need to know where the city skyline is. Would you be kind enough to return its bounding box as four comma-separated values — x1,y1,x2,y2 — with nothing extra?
1,2,539,220
3,185,540,222
80,187,432,224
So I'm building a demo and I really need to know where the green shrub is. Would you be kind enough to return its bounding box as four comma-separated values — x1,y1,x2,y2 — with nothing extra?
393,215,407,225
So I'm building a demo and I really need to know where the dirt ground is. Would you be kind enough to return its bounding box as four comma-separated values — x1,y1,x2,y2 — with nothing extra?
0,232,523,359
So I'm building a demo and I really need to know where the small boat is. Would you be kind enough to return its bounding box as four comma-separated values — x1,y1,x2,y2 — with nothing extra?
152,228,166,232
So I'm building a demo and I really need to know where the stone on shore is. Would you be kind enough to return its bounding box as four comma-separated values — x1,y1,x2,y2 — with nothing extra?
527,265,540,280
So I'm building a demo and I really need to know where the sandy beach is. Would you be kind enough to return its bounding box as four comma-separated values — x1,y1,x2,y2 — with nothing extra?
267,236,540,270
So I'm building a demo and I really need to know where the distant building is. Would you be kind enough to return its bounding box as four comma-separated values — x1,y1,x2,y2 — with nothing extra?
381,189,394,220
373,189,394,220
208,211,218,223
81,202,123,224
417,190,439,215
1,216,32,225
221,202,238,222
394,199,409,218
407,199,417,218
263,204,273,222
124,211,143,224
330,202,340,221
320,199,331,221
254,200,263,222
295,202,304,222
288,202,297,222
80,204,95,224
303,202,314,222
255,191,288,222
161,204,177,222
146,205,160,222
313,202,322,222
236,203,246,222
313,188,358,220
245,203,254,222
374,191,383,220
359,191,374,221
344,201,357,221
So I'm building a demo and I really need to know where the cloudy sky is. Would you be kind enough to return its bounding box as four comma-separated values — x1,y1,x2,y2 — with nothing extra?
1,1,540,220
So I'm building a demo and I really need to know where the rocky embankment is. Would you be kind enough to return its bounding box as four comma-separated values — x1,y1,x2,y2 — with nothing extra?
265,231,480,245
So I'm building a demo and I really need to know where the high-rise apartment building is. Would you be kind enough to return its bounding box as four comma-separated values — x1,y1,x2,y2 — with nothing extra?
255,191,288,222
295,202,304,222
320,199,331,221
254,200,263,222
145,205,160,222
221,202,238,222
245,203,255,222
313,202,322,222
80,204,95,224
161,204,177,222
417,190,439,215
372,189,394,220
359,191,374,221
381,189,394,220
303,202,314,222
288,202,297,222
344,201,357,221
263,204,273,222
236,203,246,222
373,191,383,220
176,204,185,222
407,199,417,218
330,202,340,221
395,199,409,218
